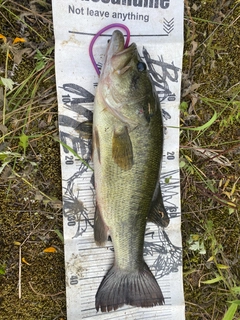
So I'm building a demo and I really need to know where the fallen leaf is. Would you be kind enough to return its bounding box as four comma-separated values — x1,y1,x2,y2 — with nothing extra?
43,247,57,253
0,124,8,135
22,257,31,266
13,37,26,44
0,77,14,91
0,34,7,43
13,241,21,246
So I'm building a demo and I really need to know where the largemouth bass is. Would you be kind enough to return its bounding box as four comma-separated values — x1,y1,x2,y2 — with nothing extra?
93,30,169,312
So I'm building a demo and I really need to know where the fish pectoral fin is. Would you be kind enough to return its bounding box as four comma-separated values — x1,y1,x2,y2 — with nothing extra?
148,183,170,227
93,127,101,163
112,126,133,170
94,205,108,246
75,120,92,139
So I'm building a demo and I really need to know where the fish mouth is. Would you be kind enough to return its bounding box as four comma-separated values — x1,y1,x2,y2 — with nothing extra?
107,30,125,56
104,30,137,74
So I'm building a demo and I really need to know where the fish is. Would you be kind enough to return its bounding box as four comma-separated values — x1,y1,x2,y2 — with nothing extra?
92,30,169,312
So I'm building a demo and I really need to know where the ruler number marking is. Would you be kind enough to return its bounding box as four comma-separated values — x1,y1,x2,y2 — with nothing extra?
70,275,78,285
65,155,74,165
67,214,76,226
62,94,71,105
167,151,175,160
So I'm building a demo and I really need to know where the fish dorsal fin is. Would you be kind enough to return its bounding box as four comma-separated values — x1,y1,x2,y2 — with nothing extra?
112,126,133,170
148,183,170,227
94,204,109,246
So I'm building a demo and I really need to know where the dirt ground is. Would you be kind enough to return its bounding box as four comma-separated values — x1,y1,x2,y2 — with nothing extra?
0,0,239,319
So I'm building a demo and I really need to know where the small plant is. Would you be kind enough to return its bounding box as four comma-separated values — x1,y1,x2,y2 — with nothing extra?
0,262,6,275
187,220,240,319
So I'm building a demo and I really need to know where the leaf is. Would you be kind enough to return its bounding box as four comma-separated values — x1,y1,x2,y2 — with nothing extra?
13,241,21,246
179,160,186,168
0,161,9,175
0,34,7,43
182,82,202,97
231,287,240,294
54,229,64,243
165,176,172,183
179,101,188,112
22,257,31,266
43,247,57,253
56,138,93,171
201,275,223,284
13,48,32,65
19,133,29,155
189,40,198,56
216,264,230,269
0,77,14,91
181,110,217,131
207,256,214,262
13,37,25,44
0,124,8,135
0,151,22,174
0,264,6,275
222,303,238,320
0,151,21,161
227,300,240,305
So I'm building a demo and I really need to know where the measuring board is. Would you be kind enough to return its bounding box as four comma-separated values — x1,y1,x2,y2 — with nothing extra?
52,0,185,318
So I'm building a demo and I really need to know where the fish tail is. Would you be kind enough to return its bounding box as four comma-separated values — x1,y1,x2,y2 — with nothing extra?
95,263,164,312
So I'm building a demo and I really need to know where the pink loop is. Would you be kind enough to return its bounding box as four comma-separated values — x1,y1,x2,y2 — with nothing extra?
89,24,131,76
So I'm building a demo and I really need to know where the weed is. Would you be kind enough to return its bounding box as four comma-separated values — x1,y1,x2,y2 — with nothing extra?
187,220,240,319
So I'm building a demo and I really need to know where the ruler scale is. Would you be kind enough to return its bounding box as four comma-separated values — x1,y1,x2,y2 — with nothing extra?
52,0,184,318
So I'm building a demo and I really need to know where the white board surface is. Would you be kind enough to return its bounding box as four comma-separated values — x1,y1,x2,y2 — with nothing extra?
52,0,185,318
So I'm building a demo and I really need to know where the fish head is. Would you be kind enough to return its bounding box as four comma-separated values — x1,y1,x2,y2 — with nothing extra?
100,30,153,107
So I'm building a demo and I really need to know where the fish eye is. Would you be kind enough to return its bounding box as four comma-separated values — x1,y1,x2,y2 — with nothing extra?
137,62,146,72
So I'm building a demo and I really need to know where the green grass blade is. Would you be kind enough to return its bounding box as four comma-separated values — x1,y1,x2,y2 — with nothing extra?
201,275,223,284
56,139,93,171
222,303,238,320
54,229,64,243
181,110,217,131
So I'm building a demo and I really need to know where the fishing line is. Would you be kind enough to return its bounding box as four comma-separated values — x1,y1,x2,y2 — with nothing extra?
89,23,131,76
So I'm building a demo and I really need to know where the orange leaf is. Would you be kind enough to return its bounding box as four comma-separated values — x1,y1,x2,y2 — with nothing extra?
22,257,31,266
43,247,57,253
13,37,25,44
0,34,7,43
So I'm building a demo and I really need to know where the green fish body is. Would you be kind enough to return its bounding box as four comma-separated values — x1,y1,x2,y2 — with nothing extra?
93,30,169,312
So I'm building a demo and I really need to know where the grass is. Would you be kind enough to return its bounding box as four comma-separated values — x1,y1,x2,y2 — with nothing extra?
182,1,240,318
0,1,65,319
0,0,239,319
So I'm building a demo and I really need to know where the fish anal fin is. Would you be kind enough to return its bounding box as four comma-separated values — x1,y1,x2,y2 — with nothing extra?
148,183,170,227
112,126,133,170
94,204,108,246
95,262,164,312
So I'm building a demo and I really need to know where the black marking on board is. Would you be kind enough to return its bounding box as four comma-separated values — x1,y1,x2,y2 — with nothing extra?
142,47,181,103
144,228,182,279
163,18,174,35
